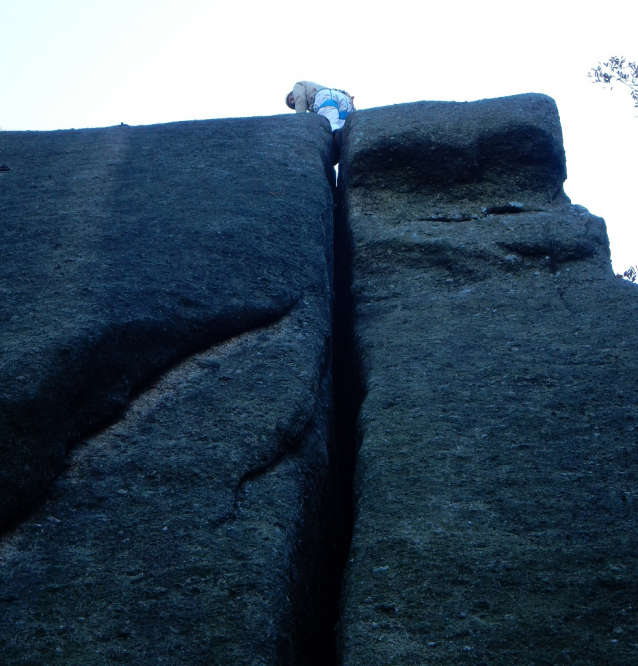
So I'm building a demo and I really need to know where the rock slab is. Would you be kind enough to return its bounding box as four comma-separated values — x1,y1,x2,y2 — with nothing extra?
337,95,638,664
0,114,342,664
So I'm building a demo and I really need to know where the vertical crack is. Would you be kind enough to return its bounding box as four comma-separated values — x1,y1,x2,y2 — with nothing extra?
284,159,363,666
327,177,365,664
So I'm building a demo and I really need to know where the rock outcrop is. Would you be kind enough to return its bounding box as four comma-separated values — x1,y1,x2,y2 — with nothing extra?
336,95,638,664
0,115,344,664
2,94,637,666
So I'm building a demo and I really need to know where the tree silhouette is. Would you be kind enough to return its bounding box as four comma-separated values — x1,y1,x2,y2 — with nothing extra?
589,57,638,110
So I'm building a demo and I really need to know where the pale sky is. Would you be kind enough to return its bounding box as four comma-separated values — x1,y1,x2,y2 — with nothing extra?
1,0,636,271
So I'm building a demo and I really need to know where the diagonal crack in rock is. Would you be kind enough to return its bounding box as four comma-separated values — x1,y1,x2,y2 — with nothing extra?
0,298,301,531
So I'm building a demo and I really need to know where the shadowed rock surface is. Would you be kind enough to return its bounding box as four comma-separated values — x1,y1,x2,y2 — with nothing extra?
337,95,638,664
0,114,333,526
0,115,343,664
3,95,638,666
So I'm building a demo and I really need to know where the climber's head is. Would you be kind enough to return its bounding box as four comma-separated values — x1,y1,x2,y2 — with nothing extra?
285,92,295,110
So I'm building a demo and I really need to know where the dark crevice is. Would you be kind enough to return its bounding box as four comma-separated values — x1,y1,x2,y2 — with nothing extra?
207,449,289,531
416,214,474,222
483,204,526,215
270,164,366,663
234,449,288,504
210,339,332,532
327,176,366,664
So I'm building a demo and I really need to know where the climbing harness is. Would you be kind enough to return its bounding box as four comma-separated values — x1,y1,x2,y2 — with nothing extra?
314,88,355,119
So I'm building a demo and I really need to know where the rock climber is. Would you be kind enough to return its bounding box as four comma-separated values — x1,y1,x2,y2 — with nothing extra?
285,81,355,162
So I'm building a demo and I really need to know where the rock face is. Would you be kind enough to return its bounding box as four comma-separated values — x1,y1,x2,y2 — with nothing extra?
2,94,638,666
337,95,638,664
0,115,344,664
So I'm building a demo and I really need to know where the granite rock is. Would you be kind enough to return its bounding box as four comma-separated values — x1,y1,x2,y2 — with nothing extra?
337,95,638,665
3,93,638,665
0,114,334,527
0,114,343,664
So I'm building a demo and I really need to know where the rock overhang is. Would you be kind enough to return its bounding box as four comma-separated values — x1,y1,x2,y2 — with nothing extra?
339,94,568,215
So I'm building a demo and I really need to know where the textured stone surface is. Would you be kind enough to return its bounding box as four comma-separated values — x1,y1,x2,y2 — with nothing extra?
0,114,334,526
0,115,343,664
337,95,638,664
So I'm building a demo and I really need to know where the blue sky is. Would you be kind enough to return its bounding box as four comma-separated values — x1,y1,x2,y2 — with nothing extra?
1,0,636,271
